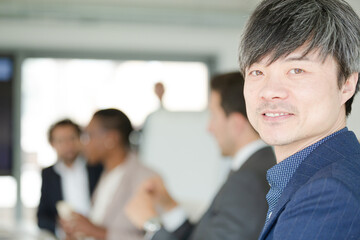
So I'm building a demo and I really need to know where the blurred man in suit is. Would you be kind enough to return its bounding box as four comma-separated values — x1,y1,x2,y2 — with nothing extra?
125,72,276,240
239,0,360,239
60,109,157,240
37,119,102,236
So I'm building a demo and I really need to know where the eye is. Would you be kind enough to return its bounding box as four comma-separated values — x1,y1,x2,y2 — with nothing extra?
289,68,304,74
249,70,263,76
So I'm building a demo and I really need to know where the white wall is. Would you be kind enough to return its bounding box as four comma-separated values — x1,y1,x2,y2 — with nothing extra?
0,19,245,72
1,18,358,133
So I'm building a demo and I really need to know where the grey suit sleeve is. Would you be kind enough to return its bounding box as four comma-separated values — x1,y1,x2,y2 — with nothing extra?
152,228,179,240
189,171,268,240
154,170,268,240
152,220,194,240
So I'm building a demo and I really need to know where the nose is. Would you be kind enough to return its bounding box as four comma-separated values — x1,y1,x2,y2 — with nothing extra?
259,74,288,101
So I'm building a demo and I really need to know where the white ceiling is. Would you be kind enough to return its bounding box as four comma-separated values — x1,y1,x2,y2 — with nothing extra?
1,0,261,13
1,0,360,27
2,0,359,13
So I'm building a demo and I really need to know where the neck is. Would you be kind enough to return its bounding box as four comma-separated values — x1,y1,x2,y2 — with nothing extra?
104,147,128,172
62,156,77,168
232,128,260,157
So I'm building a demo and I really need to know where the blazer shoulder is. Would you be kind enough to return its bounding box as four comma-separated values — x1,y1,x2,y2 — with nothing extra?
223,169,269,201
273,177,360,240
126,158,159,186
309,154,360,199
133,161,158,179
41,165,58,178
242,146,276,173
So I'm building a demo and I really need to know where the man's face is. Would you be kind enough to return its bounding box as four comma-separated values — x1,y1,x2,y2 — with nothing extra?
208,91,235,156
51,125,81,163
82,118,108,165
244,46,351,158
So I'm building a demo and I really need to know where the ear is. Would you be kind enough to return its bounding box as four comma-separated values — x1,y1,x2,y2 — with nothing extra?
341,72,358,104
104,131,117,149
104,139,115,149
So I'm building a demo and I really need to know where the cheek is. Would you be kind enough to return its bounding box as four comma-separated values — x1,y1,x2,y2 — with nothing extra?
244,97,256,124
207,117,215,132
74,141,81,149
212,119,226,140
212,121,221,136
85,141,98,154
296,82,341,125
300,81,337,107
244,83,257,110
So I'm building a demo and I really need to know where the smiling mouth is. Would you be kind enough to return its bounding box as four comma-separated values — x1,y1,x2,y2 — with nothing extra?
263,112,292,117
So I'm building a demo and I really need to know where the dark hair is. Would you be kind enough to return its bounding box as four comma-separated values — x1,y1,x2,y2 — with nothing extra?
93,108,133,148
48,119,82,143
239,0,360,116
210,72,247,118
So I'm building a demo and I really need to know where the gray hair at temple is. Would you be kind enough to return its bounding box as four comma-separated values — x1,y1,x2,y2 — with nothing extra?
239,0,360,116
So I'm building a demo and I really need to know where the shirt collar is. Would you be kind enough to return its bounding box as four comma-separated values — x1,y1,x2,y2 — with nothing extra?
267,127,348,191
231,139,268,171
54,155,86,175
264,127,348,223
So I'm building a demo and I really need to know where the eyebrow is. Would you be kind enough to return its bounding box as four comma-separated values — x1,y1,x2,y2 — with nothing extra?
247,55,313,70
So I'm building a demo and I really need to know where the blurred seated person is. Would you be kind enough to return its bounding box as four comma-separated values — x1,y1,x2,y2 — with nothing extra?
60,108,157,240
37,119,103,236
125,72,276,240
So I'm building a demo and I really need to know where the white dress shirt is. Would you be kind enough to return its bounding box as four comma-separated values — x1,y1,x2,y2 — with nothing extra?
89,164,125,225
160,139,268,233
54,156,91,216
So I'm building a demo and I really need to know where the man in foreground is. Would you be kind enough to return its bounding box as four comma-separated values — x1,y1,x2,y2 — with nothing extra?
239,0,360,239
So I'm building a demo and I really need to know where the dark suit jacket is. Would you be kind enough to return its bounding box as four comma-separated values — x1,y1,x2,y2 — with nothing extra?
153,146,276,240
37,162,102,234
259,130,360,240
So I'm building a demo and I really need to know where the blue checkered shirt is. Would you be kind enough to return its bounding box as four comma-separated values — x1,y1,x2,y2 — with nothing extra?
265,127,348,223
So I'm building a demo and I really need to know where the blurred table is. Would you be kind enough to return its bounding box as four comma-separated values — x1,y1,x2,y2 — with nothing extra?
0,223,57,240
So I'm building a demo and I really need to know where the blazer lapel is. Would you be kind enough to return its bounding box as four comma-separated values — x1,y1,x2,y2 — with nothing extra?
258,131,357,240
51,165,64,202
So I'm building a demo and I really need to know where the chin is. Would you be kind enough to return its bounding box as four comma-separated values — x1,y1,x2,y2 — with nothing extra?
66,154,78,160
221,150,231,157
86,159,97,165
93,156,105,165
61,155,76,163
261,134,294,147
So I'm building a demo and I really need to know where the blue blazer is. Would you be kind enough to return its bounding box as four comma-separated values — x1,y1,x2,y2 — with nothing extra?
259,130,360,240
37,163,102,234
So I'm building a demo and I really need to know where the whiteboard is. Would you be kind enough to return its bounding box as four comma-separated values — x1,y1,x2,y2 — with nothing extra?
139,110,230,221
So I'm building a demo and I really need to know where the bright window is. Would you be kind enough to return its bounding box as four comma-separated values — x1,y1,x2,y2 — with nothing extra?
19,58,209,208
